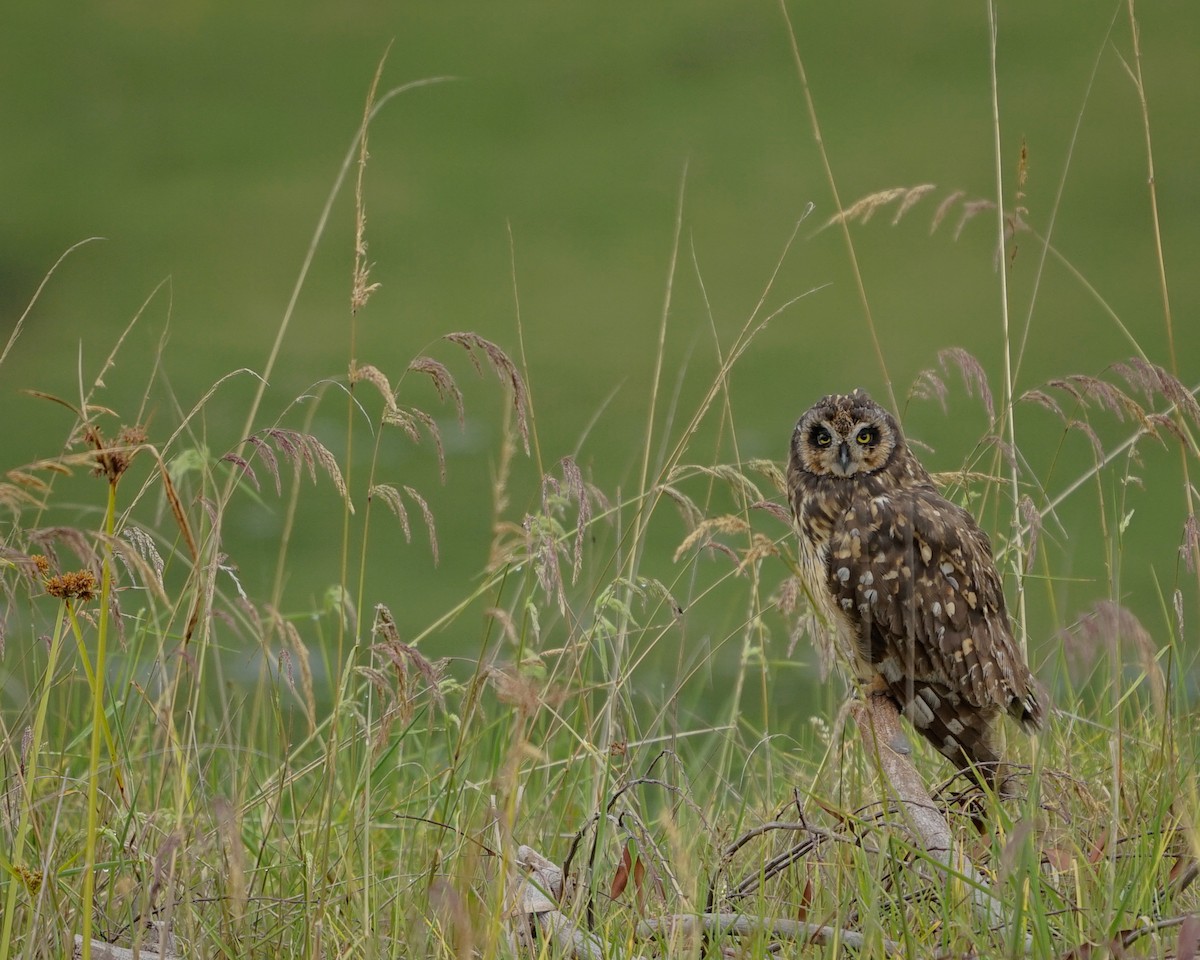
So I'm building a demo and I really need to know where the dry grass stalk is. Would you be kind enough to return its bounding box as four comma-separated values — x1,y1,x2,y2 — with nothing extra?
819,182,1028,246
359,604,446,751
224,428,352,511
820,184,936,231
348,361,397,416
655,483,703,529
408,356,465,425
671,514,748,563
1060,600,1164,710
350,49,388,314
444,332,530,453
542,456,590,584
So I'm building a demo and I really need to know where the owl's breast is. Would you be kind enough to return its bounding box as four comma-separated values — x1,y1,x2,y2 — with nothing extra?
794,497,874,680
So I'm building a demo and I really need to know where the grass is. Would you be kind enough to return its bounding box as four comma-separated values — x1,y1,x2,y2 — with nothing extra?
1,3,1199,957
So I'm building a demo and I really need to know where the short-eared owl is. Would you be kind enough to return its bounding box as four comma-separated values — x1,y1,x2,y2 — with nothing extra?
787,389,1042,785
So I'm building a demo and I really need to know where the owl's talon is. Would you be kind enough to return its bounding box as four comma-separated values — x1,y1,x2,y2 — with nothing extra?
888,730,912,755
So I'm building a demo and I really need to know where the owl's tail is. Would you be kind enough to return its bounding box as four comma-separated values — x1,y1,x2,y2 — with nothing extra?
886,677,1008,790
1010,677,1046,731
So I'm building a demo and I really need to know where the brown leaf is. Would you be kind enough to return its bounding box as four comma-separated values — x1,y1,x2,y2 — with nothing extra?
1043,844,1074,873
797,875,813,922
610,844,632,900
1178,915,1200,960
632,853,658,917
159,458,197,562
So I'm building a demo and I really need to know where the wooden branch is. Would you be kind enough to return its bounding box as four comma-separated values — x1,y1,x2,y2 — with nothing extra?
636,912,900,952
73,928,179,960
508,844,653,960
850,695,1010,932
509,844,889,957
535,911,649,960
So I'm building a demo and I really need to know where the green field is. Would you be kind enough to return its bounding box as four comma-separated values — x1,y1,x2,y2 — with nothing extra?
3,2,1197,638
1,2,1198,956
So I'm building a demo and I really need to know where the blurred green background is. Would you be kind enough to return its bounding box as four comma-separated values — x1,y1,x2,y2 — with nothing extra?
2,2,1198,707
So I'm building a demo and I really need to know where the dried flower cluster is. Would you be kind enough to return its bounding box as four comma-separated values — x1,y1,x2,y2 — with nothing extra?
82,423,147,483
44,569,98,602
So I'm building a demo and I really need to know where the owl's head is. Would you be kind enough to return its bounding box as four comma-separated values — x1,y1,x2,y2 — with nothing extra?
790,388,900,479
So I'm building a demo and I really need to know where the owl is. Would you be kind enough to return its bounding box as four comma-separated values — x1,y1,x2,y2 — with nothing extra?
787,389,1043,787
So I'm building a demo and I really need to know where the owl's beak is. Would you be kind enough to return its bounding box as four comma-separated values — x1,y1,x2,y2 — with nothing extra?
837,441,853,474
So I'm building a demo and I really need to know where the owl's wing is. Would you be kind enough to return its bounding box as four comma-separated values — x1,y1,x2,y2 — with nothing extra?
827,486,1040,726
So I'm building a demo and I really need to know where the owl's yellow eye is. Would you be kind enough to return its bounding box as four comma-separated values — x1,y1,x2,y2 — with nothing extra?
856,427,877,445
811,427,832,447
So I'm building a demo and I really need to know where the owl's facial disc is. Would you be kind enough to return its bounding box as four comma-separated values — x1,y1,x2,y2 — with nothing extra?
792,392,898,481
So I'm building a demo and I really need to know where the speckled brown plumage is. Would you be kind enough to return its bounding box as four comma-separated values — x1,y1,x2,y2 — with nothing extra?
787,389,1042,785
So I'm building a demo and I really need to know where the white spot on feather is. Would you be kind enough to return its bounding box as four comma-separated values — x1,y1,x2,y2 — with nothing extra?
905,697,935,727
